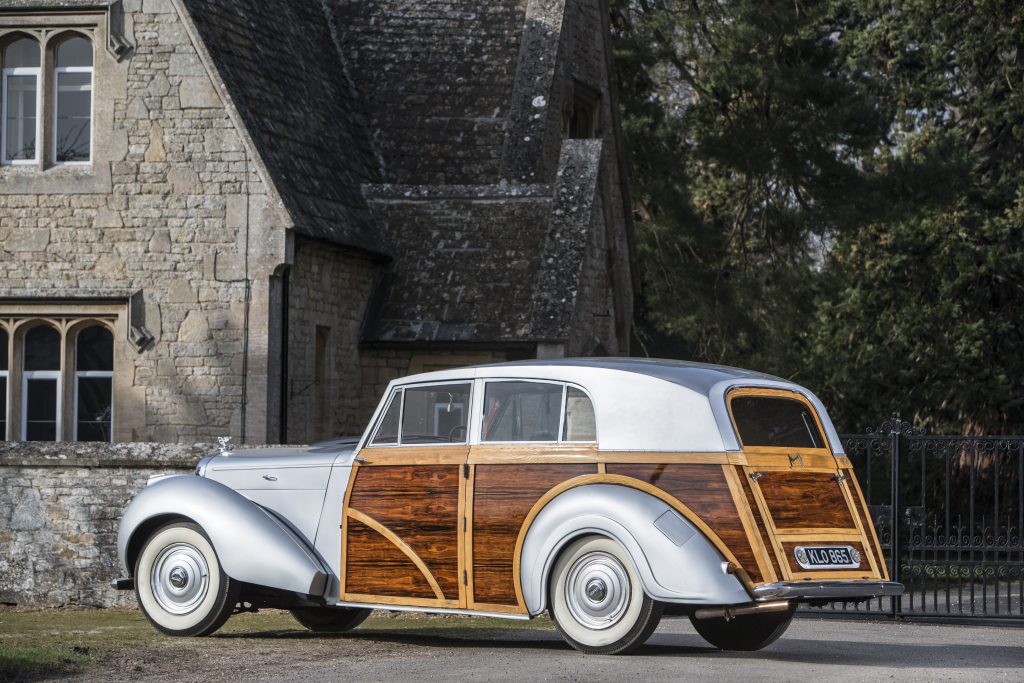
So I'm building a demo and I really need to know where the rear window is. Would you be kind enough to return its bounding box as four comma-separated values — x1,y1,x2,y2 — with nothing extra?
731,395,825,449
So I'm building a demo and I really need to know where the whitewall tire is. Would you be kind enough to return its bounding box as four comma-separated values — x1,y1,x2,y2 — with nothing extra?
549,535,663,654
135,521,238,636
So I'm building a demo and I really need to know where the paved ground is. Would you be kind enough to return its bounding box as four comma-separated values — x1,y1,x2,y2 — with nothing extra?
64,613,1024,682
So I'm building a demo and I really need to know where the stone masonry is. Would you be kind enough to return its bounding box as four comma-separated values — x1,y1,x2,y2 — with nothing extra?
0,441,206,607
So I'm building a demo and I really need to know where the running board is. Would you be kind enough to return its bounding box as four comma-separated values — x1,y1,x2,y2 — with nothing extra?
335,600,532,621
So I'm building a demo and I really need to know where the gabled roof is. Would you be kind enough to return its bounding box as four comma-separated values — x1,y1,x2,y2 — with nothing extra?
180,0,382,253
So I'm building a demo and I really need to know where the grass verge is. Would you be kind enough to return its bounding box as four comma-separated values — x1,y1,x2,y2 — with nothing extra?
0,607,550,681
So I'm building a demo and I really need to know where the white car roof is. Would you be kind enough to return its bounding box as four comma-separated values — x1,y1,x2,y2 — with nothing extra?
378,358,844,454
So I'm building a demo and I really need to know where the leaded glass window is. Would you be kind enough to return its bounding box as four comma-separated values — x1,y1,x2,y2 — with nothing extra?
0,328,8,440
2,37,40,164
53,36,92,163
23,325,60,441
75,325,112,441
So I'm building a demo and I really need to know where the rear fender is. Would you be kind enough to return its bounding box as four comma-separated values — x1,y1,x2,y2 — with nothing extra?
117,475,329,597
518,484,750,614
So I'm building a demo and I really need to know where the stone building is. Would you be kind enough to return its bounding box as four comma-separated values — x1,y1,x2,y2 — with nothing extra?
0,0,635,445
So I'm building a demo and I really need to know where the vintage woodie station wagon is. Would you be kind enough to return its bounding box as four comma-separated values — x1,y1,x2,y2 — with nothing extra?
115,359,902,654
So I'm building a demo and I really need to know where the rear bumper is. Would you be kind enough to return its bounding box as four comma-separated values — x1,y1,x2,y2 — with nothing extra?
753,580,904,601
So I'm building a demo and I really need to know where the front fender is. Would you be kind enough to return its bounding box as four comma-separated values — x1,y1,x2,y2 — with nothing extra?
519,484,749,615
117,475,329,597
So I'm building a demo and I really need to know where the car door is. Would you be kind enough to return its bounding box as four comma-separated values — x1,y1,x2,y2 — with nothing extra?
730,388,885,582
466,380,600,614
340,381,471,608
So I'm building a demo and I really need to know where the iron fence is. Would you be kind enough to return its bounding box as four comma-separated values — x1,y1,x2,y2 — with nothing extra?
805,415,1024,622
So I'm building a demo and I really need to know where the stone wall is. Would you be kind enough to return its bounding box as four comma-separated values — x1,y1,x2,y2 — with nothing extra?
0,442,211,608
285,237,378,442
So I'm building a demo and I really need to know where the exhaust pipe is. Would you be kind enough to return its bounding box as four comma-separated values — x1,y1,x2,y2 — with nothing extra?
692,600,791,621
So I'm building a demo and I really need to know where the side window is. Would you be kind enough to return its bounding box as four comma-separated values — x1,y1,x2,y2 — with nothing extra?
74,325,113,442
562,386,596,442
53,35,93,163
370,389,400,445
23,324,61,441
731,395,825,449
0,328,7,440
482,381,563,442
2,36,41,164
401,383,470,444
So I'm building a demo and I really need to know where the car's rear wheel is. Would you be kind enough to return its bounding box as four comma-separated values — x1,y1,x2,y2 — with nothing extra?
689,607,795,651
135,521,238,636
289,606,372,632
549,535,663,655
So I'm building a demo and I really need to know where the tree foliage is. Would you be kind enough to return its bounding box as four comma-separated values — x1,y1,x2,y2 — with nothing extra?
614,0,1024,434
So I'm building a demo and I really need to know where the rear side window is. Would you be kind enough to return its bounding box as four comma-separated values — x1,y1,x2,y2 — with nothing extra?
482,381,597,443
731,395,825,449
483,381,562,442
562,387,596,441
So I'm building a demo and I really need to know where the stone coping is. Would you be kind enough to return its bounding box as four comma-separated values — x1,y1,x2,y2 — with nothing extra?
0,442,296,468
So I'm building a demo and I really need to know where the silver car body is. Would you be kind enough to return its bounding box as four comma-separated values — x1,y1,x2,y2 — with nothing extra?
117,359,881,616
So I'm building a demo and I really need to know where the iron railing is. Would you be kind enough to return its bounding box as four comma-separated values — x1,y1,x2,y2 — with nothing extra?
806,415,1024,622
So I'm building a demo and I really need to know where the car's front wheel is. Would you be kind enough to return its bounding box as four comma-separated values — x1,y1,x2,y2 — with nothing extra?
135,521,238,636
689,606,795,651
289,606,372,632
549,535,663,654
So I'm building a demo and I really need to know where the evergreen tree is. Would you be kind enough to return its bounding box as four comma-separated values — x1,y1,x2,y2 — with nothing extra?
809,1,1024,433
612,0,884,377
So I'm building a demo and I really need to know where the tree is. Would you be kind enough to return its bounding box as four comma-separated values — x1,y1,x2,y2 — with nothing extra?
808,1,1024,434
611,0,885,379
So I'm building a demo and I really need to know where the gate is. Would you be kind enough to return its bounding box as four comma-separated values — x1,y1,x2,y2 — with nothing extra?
807,415,1024,621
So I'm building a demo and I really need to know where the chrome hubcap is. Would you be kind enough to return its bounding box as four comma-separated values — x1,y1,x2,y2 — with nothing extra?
564,551,630,630
151,543,210,615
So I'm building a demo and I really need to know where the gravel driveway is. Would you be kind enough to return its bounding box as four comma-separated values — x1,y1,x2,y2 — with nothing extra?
62,613,1022,682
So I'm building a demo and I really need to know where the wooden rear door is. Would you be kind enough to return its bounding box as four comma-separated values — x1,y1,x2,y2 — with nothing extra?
340,382,472,608
729,388,886,582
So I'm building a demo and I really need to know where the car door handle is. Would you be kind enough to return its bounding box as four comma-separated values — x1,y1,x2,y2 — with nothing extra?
261,474,277,481
353,457,366,464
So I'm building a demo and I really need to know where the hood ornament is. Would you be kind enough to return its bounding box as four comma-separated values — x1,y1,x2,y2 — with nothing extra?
217,436,233,455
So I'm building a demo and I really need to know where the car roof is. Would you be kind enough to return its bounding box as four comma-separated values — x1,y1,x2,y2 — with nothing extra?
396,358,783,397
375,358,844,455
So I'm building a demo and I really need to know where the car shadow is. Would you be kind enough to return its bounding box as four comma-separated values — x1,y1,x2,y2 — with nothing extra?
639,633,1024,668
216,627,1023,667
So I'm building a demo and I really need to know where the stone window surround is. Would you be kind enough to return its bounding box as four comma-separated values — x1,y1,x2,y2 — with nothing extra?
0,7,125,194
0,302,131,443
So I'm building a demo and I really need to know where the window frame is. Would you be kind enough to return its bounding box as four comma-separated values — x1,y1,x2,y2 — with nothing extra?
366,380,474,448
0,314,118,443
72,322,113,442
0,326,9,441
22,367,60,441
51,34,93,165
20,323,63,441
1,39,42,166
726,387,831,454
479,379,598,445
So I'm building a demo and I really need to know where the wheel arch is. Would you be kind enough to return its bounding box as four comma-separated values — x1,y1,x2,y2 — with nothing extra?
118,475,329,597
516,479,750,615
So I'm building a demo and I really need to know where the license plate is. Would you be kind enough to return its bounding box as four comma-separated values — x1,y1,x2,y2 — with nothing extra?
794,545,860,570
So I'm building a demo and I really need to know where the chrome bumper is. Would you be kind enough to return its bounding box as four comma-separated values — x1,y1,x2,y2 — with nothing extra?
753,580,904,601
